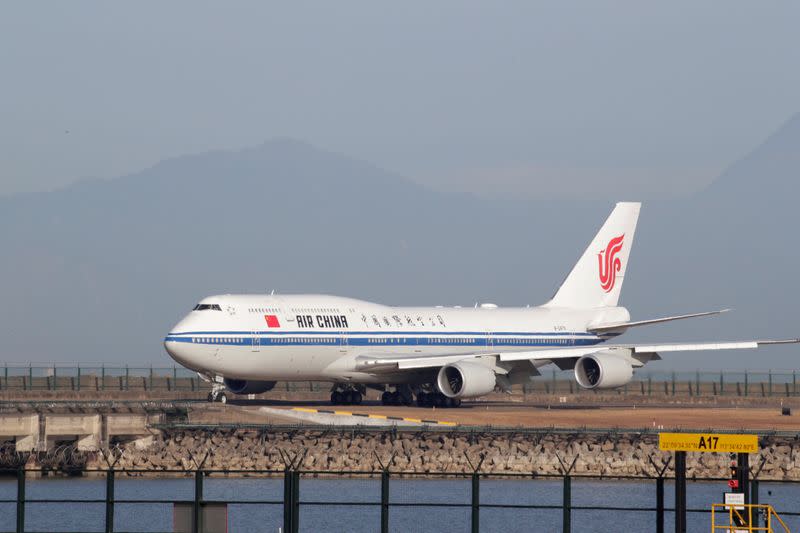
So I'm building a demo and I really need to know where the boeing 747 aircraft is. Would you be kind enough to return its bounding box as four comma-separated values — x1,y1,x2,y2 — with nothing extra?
164,202,798,405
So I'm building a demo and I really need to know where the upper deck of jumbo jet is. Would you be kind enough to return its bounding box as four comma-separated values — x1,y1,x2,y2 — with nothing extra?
169,293,630,335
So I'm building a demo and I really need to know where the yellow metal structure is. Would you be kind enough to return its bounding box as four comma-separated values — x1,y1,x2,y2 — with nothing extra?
659,432,758,453
711,503,790,532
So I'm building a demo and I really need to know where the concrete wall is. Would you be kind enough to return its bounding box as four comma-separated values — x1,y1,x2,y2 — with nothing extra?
0,412,161,451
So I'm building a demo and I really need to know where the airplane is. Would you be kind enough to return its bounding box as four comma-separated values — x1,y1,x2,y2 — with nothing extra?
164,202,798,405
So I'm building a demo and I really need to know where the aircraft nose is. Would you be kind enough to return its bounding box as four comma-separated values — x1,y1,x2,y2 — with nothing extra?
164,334,193,368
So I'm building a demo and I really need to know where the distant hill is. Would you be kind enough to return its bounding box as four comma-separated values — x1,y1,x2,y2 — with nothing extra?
1,115,798,369
623,113,800,364
0,139,606,363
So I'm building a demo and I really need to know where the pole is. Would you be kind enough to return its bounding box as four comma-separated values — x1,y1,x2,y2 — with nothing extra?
291,471,300,533
105,468,114,533
656,476,664,533
471,473,480,533
16,467,25,533
283,470,293,533
737,453,750,504
674,451,686,533
563,474,571,533
750,479,759,529
380,470,389,533
193,470,203,533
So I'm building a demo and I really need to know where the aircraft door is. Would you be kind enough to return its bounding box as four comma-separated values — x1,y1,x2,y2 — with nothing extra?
252,332,260,352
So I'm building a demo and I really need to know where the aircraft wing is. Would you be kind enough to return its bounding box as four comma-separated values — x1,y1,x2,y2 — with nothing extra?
355,339,799,372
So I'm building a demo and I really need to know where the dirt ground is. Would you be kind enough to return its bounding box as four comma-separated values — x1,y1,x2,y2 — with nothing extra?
202,399,800,431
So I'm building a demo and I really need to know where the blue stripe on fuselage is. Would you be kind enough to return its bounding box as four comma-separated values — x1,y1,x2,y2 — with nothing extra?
164,331,612,348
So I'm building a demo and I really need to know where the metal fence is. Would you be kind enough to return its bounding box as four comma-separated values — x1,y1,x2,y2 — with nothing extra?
1,464,799,533
2,364,800,397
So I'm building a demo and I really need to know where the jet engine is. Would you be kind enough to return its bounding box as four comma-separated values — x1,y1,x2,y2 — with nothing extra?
223,378,277,395
574,353,633,389
436,361,497,398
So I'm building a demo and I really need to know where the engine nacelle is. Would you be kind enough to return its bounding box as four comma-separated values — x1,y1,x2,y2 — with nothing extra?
574,354,633,389
437,361,497,398
223,378,277,395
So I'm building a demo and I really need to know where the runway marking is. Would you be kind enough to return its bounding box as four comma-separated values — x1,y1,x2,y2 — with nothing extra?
291,407,457,426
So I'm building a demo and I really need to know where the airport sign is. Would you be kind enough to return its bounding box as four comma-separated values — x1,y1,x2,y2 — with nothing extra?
658,433,758,453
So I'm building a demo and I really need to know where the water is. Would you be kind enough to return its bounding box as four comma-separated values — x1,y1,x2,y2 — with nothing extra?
0,475,798,532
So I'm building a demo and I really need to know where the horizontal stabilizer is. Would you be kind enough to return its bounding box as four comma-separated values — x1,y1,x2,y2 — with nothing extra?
588,309,730,333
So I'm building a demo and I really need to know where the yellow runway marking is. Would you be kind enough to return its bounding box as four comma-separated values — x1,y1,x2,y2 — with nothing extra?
290,407,457,426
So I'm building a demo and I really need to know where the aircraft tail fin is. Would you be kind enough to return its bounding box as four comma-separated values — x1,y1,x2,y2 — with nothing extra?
544,202,641,308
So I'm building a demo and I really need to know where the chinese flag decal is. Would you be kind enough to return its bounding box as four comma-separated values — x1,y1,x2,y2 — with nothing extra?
264,315,281,328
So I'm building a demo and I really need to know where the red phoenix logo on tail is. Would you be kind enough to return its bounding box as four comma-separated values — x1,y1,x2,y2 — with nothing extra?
598,234,624,292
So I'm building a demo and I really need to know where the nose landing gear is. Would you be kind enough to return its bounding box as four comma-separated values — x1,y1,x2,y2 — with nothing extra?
207,386,228,404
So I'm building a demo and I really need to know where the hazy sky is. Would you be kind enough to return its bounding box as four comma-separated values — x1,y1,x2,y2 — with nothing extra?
1,1,798,198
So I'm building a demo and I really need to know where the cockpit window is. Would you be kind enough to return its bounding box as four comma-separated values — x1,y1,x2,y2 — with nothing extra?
193,304,222,311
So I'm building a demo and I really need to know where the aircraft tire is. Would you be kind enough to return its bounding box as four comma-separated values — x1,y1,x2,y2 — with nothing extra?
331,391,343,405
218,392,227,404
207,393,214,402
353,392,363,405
416,392,429,407
380,391,391,405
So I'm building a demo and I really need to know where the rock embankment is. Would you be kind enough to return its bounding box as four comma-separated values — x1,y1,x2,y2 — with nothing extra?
100,429,800,480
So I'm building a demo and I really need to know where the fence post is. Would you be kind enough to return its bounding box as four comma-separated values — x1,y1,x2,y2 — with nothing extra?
794,370,797,396
105,468,115,533
283,469,293,533
768,370,773,397
695,370,699,396
562,474,571,533
674,451,686,533
77,365,81,392
744,370,749,396
671,372,675,396
173,366,178,391
101,364,106,391
124,365,129,391
193,469,203,533
28,364,32,391
381,470,389,533
16,467,25,533
291,471,300,533
719,371,724,395
656,476,664,533
471,473,480,533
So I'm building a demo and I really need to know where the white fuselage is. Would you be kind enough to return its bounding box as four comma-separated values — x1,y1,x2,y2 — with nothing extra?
164,294,628,384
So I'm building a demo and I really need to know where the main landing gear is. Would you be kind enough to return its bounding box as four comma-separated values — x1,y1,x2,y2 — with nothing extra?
379,386,462,408
330,385,365,406
415,391,461,408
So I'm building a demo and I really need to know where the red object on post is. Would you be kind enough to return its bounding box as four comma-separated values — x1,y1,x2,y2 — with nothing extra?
728,479,739,489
